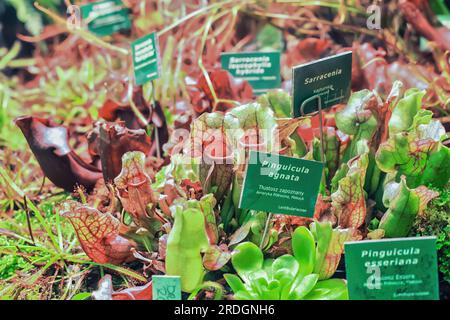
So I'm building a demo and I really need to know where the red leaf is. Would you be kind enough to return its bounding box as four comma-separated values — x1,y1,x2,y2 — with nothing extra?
352,35,444,102
87,122,151,183
98,85,169,157
400,0,450,51
352,43,390,95
199,137,234,202
283,38,331,68
112,281,153,300
15,116,102,192
313,194,336,226
331,153,369,229
60,201,136,265
114,151,156,223
99,85,150,130
203,245,231,271
188,69,253,114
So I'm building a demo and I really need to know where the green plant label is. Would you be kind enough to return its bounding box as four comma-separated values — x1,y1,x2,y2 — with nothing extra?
345,237,439,300
152,275,182,300
292,51,352,116
131,32,161,86
221,52,281,95
81,0,131,37
239,151,324,217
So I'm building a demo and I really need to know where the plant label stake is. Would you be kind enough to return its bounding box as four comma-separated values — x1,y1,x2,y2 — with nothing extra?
220,51,281,95
152,275,182,300
81,0,131,37
344,237,439,300
150,80,161,159
292,51,352,116
238,151,324,248
254,52,353,248
292,51,352,163
131,32,161,86
259,212,273,249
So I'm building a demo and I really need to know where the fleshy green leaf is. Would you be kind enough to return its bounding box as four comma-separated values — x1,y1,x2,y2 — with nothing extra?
231,242,264,277
234,290,257,300
335,89,378,161
388,88,425,135
224,273,247,294
152,154,199,190
288,273,319,300
71,292,92,300
188,194,218,244
165,207,210,292
303,279,348,300
225,102,278,152
379,176,439,237
291,226,315,276
272,255,300,289
225,230,346,300
226,102,277,132
257,89,291,118
376,111,450,188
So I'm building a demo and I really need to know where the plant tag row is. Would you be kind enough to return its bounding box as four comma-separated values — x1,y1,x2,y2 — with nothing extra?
221,51,281,95
83,2,353,105
81,0,131,36
152,275,182,300
345,237,439,300
239,151,323,218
